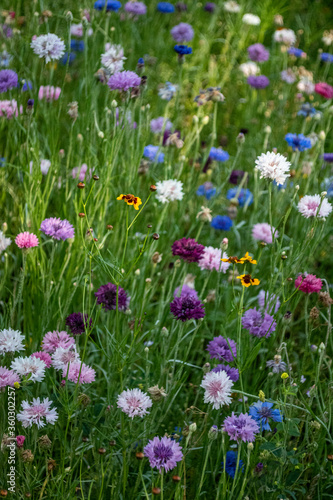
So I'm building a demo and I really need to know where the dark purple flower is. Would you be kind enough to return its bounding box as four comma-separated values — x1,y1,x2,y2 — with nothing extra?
247,75,270,89
40,218,75,241
323,153,333,163
171,238,205,263
107,71,141,91
0,69,18,93
0,24,13,39
242,307,276,338
206,336,237,362
95,283,130,311
170,295,205,322
255,462,264,473
247,43,269,62
211,364,239,382
204,2,216,12
65,312,92,335
229,169,247,185
144,436,183,472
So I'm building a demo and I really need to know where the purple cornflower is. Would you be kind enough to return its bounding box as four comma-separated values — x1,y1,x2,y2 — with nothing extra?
65,312,92,335
0,69,18,93
124,1,147,14
144,436,183,472
206,336,237,362
258,290,280,314
172,238,205,263
247,43,269,62
211,364,239,382
170,23,194,42
229,169,247,185
247,75,270,89
0,367,20,389
242,307,276,338
204,2,216,11
249,401,283,431
95,283,130,311
174,284,199,300
323,153,333,163
107,71,141,91
223,412,260,442
40,218,75,241
170,295,205,321
150,116,172,133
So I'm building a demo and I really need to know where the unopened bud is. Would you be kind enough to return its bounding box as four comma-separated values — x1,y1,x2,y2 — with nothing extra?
202,116,209,125
318,130,326,141
111,100,118,108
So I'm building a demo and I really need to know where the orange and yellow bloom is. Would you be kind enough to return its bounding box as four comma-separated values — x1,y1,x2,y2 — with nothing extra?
117,194,142,210
221,252,257,265
237,274,260,287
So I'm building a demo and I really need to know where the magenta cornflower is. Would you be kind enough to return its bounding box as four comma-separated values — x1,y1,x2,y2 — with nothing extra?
170,295,205,321
15,232,39,249
144,436,183,472
41,330,75,354
17,397,58,428
117,388,153,418
108,71,141,91
223,412,260,442
63,361,96,384
315,82,333,99
31,351,52,368
65,312,92,335
295,274,323,294
40,217,75,241
206,336,237,362
171,238,205,263
0,69,18,93
0,367,20,389
16,435,25,448
95,283,130,311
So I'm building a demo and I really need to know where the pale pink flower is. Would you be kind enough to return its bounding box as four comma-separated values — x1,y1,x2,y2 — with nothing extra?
41,331,75,354
17,397,58,428
62,361,95,384
200,371,233,409
298,195,332,219
117,388,153,418
252,223,278,244
38,85,61,101
198,247,230,273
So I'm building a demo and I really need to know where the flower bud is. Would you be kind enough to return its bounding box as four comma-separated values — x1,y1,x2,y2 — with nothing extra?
202,115,209,125
111,100,118,108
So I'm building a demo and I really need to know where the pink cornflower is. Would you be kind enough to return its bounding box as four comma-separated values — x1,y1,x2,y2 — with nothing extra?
31,351,52,368
15,232,39,249
200,371,233,409
252,223,278,244
62,361,95,384
17,397,58,428
117,388,153,418
297,195,332,219
38,85,61,101
295,274,323,294
0,367,20,389
71,163,93,181
223,412,260,442
16,435,25,448
0,99,22,119
41,330,75,354
198,247,230,272
315,82,333,99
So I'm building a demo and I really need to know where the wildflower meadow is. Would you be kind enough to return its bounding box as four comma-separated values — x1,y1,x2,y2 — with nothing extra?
1,0,333,498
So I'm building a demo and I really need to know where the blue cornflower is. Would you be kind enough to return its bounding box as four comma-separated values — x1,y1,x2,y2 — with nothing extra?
211,215,233,231
285,133,312,151
288,47,305,58
297,103,317,118
171,426,183,442
249,401,283,431
138,57,144,65
21,80,32,92
157,2,175,13
158,82,178,101
174,45,192,55
70,40,85,52
322,176,333,198
226,188,253,207
0,157,6,167
221,451,244,479
94,0,122,11
61,52,76,65
209,147,229,162
143,145,164,163
196,182,216,200
321,53,333,63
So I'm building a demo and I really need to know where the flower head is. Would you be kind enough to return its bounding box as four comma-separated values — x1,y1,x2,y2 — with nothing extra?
211,364,239,382
273,29,296,45
158,82,178,101
143,145,164,163
31,351,52,368
252,223,278,244
239,62,259,77
65,313,92,335
207,336,237,362
242,13,261,25
95,282,130,311
52,346,80,371
226,188,253,207
315,82,333,99
117,193,142,210
281,69,296,84
297,194,332,219
117,388,152,418
0,328,25,355
101,44,126,73
40,218,74,241
242,308,276,338
172,238,204,263
17,397,58,428
223,412,260,442
144,436,183,472
108,71,141,91
155,179,184,203
239,252,257,264
255,151,291,186
63,362,95,384
237,274,260,287
247,75,270,89
249,401,283,431
209,147,229,162
157,2,175,13
11,356,46,383
41,331,75,354
285,133,312,151
295,274,323,294
171,23,194,42
247,43,269,62
0,69,18,93
198,247,230,273
0,367,20,389
222,451,244,478
15,232,39,249
174,45,192,55
0,230,11,254
170,295,205,321
31,33,65,63
150,117,172,134
266,355,287,373
0,99,22,119
201,371,234,409
94,0,122,11
211,215,233,231
125,1,147,15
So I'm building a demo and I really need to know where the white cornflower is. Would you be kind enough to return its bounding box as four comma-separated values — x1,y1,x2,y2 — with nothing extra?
297,195,332,219
239,61,259,77
242,13,261,25
51,345,80,371
17,397,58,428
11,356,46,383
273,28,296,46
201,371,233,410
0,328,25,355
322,30,333,46
101,44,126,73
0,230,11,254
30,33,65,63
223,1,241,13
117,388,153,418
155,179,184,203
255,151,291,186
297,78,315,95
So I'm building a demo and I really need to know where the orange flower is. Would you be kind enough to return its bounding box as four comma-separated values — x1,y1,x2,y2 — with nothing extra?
117,194,142,210
239,252,257,264
221,256,242,264
237,274,260,287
